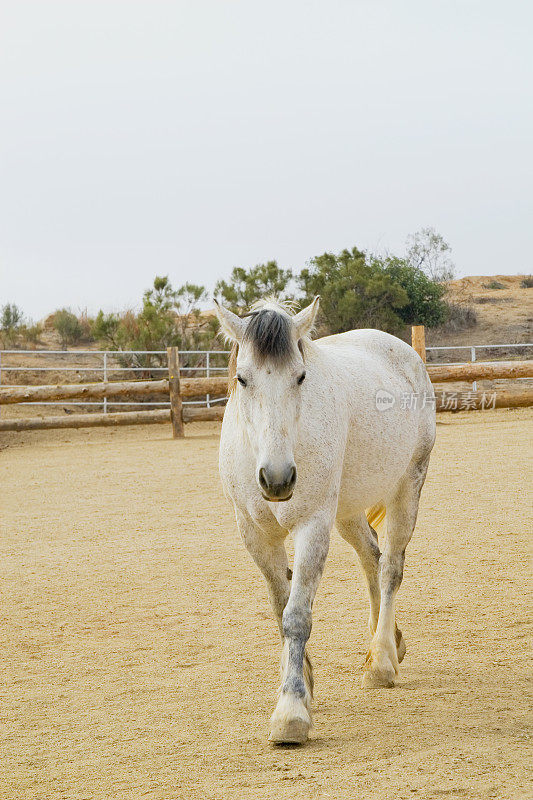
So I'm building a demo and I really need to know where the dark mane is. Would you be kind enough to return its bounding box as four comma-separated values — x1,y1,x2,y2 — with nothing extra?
243,309,292,362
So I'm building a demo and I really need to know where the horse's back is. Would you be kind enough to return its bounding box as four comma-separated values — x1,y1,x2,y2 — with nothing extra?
316,328,428,389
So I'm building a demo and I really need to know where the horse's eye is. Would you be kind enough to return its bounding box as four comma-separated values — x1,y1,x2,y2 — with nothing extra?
237,374,247,387
297,371,306,385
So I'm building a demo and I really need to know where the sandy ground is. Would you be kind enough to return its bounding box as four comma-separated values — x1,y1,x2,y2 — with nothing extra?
1,410,532,800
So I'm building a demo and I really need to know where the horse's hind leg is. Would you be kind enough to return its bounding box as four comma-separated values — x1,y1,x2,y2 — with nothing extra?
363,454,430,689
337,515,407,664
337,515,381,637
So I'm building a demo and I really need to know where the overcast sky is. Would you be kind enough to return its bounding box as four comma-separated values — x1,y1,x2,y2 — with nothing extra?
1,1,532,320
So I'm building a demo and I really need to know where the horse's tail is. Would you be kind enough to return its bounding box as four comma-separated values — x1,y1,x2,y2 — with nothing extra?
366,503,386,532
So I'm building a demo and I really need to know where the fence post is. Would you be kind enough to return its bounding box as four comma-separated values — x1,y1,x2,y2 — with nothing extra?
167,347,184,438
103,352,108,414
206,351,211,409
471,345,477,392
411,325,426,363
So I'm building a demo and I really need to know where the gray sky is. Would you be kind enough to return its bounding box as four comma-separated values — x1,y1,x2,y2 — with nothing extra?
1,0,532,321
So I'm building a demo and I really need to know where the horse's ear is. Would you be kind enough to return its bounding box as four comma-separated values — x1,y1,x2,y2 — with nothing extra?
214,300,247,343
293,296,320,339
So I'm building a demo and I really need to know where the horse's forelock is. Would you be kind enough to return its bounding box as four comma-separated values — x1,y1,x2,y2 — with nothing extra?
242,309,293,363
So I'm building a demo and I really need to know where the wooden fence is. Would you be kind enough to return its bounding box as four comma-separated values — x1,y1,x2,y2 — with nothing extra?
1,335,532,434
0,347,227,437
410,325,533,414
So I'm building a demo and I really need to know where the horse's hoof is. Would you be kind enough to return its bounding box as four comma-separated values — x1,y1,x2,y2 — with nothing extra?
361,667,395,689
269,693,311,745
269,717,310,745
362,650,396,688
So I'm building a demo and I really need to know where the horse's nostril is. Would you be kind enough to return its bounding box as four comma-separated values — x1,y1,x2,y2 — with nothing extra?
288,466,297,487
258,467,269,490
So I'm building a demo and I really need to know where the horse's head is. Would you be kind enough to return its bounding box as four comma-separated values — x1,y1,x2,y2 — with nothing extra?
215,298,319,502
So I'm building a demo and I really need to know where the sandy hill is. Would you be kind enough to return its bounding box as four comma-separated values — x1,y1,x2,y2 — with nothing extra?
427,274,533,349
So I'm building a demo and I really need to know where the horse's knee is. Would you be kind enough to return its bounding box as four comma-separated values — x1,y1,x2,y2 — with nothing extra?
282,605,311,642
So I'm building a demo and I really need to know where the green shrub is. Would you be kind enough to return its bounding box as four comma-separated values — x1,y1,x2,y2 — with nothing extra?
482,280,506,290
297,249,447,335
0,303,24,346
520,276,533,288
91,276,220,374
20,322,43,345
215,261,293,312
378,256,448,327
53,309,83,348
298,248,409,335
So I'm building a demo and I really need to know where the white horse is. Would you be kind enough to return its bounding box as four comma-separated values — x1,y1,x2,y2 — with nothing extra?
215,298,435,744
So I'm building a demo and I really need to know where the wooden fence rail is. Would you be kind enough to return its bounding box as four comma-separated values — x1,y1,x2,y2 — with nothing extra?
0,406,225,432
427,361,533,383
1,333,532,434
0,376,228,405
434,387,533,412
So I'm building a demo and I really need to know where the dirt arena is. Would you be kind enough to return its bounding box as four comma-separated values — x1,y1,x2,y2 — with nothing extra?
1,409,532,800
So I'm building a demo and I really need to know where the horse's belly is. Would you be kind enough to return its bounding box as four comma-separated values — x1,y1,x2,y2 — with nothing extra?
336,408,422,518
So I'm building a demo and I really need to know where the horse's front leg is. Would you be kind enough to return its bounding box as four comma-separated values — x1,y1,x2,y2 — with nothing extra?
235,509,291,638
269,513,331,744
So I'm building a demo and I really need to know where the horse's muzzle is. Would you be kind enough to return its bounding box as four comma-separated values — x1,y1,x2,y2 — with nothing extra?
258,464,297,502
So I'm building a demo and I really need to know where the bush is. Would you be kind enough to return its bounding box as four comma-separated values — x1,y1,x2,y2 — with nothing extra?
0,303,24,346
53,309,83,348
78,310,95,341
298,248,409,335
405,227,455,282
377,256,448,327
482,280,506,290
91,276,220,374
441,302,478,331
520,276,533,288
215,261,293,312
20,322,43,345
296,249,448,336
91,310,122,349
475,296,511,304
